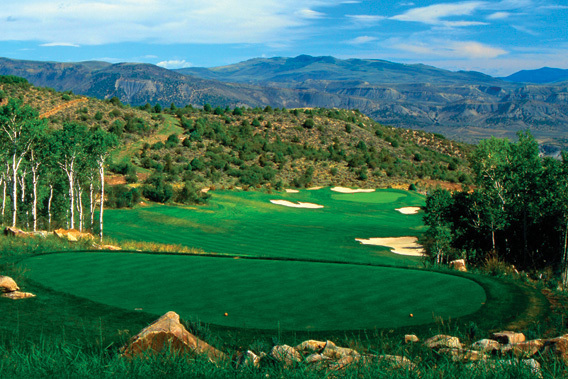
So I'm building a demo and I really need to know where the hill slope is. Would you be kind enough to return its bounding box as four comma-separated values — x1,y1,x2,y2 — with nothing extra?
0,77,472,195
503,67,568,84
2,56,567,149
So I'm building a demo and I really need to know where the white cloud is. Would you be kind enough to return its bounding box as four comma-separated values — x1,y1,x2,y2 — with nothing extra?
346,36,377,45
157,59,193,69
391,1,486,25
395,40,507,59
40,42,80,47
0,0,342,45
487,11,511,19
346,14,386,25
297,9,326,19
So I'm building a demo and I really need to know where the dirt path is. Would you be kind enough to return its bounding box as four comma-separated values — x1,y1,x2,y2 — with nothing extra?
39,98,88,119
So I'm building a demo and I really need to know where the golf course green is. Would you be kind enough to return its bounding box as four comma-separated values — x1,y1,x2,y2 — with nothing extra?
23,252,486,331
103,188,426,266
20,188,491,332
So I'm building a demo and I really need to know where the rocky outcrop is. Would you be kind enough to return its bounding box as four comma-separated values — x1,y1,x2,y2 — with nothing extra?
0,275,35,300
4,226,30,237
53,228,94,242
449,259,467,272
491,331,526,345
121,311,225,362
424,335,463,350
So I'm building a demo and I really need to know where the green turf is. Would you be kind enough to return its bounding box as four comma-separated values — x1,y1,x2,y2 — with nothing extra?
104,188,426,266
22,252,486,331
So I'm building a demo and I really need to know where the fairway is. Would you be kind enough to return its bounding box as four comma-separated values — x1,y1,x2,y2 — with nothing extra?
22,252,486,331
104,188,426,266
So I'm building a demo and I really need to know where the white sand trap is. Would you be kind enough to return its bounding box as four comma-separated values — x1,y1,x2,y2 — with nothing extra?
396,207,421,215
307,186,323,190
270,200,324,209
331,187,375,193
285,189,300,193
355,237,424,256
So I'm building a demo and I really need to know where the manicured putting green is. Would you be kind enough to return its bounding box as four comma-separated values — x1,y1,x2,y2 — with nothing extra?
23,252,486,331
104,188,426,267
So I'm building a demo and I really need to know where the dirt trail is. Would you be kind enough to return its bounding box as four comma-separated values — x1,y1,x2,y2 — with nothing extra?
39,98,88,119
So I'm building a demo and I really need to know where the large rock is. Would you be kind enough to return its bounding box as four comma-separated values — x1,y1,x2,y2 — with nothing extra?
0,275,20,293
471,339,501,353
404,334,420,344
53,228,94,242
295,340,327,354
2,291,36,300
4,227,30,237
501,340,544,358
235,350,264,369
270,345,302,367
321,340,360,360
449,259,467,272
424,335,462,350
491,331,526,345
542,334,568,363
121,311,225,362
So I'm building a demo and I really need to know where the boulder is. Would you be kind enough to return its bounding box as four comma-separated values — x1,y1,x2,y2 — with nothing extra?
235,350,263,369
424,335,462,350
0,275,20,293
471,339,500,353
438,348,487,362
501,340,544,358
4,227,29,237
321,340,360,360
449,259,467,272
2,291,36,300
53,228,94,242
270,345,302,367
121,311,225,362
404,334,420,344
542,334,568,363
295,340,327,354
491,331,525,345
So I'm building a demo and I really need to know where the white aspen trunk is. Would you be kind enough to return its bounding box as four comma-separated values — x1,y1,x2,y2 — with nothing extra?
48,184,53,230
77,184,84,232
11,154,18,227
32,170,38,231
67,171,75,229
99,159,105,242
89,182,94,230
18,169,26,203
1,173,5,225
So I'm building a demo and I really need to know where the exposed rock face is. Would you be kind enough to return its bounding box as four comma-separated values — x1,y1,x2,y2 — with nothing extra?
424,335,462,350
270,345,302,367
1,291,36,300
471,339,501,353
405,334,420,344
53,228,94,242
0,275,20,293
449,259,467,272
0,275,35,300
491,331,526,345
121,311,225,362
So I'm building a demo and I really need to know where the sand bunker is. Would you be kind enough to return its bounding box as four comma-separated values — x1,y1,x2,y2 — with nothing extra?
331,187,375,194
396,207,421,215
355,237,424,256
307,186,323,190
270,200,324,209
285,189,300,193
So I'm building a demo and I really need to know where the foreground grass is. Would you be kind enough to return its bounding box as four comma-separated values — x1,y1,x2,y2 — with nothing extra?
0,235,565,378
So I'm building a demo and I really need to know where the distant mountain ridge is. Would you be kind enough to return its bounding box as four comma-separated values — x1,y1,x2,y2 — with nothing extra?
503,67,568,84
1,56,567,148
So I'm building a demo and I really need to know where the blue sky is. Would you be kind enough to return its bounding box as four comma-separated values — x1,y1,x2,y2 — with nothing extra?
0,0,566,76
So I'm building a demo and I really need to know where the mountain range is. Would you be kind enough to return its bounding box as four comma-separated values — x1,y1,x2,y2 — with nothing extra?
1,56,567,148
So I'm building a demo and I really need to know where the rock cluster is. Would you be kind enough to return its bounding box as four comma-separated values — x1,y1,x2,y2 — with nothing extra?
0,275,35,300
238,339,415,372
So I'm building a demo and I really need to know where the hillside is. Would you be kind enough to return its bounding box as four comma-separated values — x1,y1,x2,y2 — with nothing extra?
503,67,568,84
0,77,472,199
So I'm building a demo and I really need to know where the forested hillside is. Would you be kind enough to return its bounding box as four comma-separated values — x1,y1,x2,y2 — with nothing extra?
0,75,472,232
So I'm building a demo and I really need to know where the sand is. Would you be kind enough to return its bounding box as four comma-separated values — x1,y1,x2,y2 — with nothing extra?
270,200,324,209
307,186,323,190
331,187,375,193
285,189,300,193
396,207,421,215
355,237,424,256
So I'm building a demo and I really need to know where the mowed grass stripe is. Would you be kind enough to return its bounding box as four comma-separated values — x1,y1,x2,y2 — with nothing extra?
104,189,426,266
23,252,486,331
